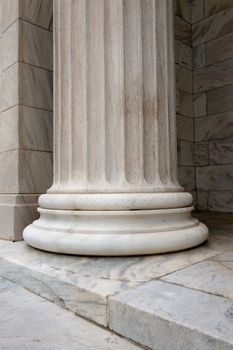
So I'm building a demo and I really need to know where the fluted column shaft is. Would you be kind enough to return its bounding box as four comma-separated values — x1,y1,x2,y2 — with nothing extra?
23,0,208,256
52,0,179,193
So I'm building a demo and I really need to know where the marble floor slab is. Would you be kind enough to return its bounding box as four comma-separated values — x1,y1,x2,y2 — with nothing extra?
0,233,219,326
109,280,233,350
162,250,233,300
0,277,142,350
0,241,138,326
0,213,233,349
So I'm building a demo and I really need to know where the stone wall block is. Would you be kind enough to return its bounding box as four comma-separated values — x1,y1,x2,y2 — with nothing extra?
209,138,233,165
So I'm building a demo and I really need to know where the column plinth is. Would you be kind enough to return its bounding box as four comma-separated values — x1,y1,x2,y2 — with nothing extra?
23,0,208,256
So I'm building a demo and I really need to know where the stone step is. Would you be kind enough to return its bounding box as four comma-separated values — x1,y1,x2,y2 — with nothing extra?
0,237,219,326
109,280,233,350
0,224,233,350
0,277,142,350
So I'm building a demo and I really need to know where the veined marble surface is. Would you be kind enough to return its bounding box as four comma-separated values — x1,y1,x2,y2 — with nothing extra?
194,57,233,93
162,251,233,300
109,280,233,350
193,6,233,46
205,0,232,17
174,15,191,45
207,83,233,115
0,277,141,350
0,237,217,326
209,191,233,213
0,213,233,349
194,93,206,117
0,219,229,327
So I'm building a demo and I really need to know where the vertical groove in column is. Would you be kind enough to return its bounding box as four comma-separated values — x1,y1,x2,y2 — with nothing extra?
104,0,125,185
86,0,106,185
70,0,87,188
67,0,72,185
156,0,167,185
53,0,61,189
123,0,143,185
156,0,177,186
166,0,179,186
58,0,72,186
51,0,180,193
141,0,160,185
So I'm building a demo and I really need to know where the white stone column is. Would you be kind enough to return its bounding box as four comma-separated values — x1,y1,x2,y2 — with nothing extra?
23,0,208,255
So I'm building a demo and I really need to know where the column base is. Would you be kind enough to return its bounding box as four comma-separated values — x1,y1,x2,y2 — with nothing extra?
23,206,208,256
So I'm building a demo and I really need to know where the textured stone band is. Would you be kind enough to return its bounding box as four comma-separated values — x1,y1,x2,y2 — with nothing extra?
39,192,193,210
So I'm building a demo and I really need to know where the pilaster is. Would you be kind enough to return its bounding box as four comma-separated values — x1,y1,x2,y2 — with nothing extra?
0,0,53,240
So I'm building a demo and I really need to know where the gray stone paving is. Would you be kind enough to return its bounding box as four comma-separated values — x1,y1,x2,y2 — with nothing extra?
0,277,141,350
0,213,233,350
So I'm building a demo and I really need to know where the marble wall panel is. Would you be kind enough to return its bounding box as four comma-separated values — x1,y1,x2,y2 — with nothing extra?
191,0,204,23
191,190,197,208
178,166,196,191
208,191,233,212
1,20,18,71
193,6,233,46
207,84,233,115
1,63,18,111
11,199,39,240
0,37,2,75
209,138,233,165
192,3,233,212
175,40,192,70
177,141,194,166
19,62,52,110
176,65,192,93
0,149,52,194
1,0,19,32
197,191,208,211
194,57,233,93
196,165,233,190
192,44,206,70
175,0,195,197
204,0,233,17
176,89,180,113
177,114,194,141
19,20,53,70
194,142,209,166
18,105,53,152
0,202,15,240
0,106,18,153
177,90,193,117
18,150,53,194
195,112,233,142
19,0,53,30
0,194,39,241
0,0,53,240
206,31,233,65
0,151,18,193
174,16,191,45
175,0,191,23
194,93,206,117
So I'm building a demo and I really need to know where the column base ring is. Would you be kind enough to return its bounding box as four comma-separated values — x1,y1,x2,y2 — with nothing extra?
23,206,208,256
